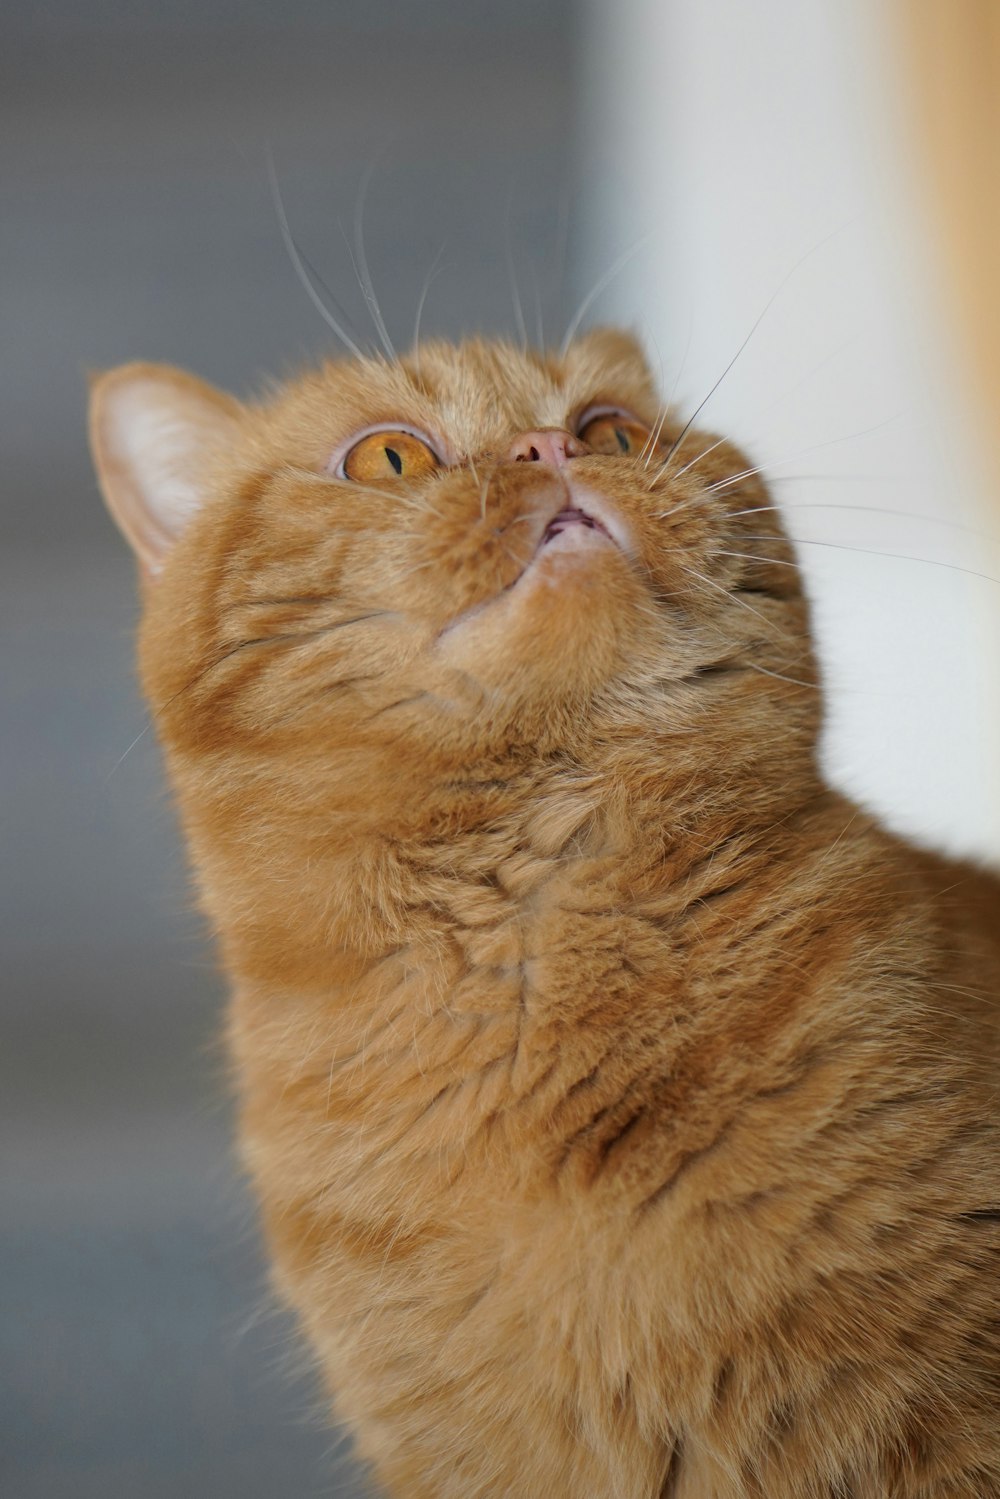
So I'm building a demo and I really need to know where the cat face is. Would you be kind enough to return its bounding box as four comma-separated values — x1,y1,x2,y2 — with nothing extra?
90,329,816,779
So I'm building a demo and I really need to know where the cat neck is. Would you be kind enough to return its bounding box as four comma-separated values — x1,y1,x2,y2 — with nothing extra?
179,693,827,1008
222,727,857,1230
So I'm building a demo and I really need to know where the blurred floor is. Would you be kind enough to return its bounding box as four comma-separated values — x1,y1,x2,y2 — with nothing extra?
1,5,576,1494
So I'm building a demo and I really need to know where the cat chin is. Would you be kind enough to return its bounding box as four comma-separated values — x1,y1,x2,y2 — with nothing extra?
437,480,635,641
433,538,646,710
436,517,629,647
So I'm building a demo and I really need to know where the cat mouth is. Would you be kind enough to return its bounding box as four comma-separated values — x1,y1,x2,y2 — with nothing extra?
539,504,615,548
534,485,628,559
436,486,628,642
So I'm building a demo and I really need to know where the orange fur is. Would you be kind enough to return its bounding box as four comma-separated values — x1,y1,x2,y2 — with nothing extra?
91,331,1000,1497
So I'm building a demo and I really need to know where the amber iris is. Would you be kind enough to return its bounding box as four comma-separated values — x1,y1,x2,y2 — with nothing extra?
342,430,440,482
578,413,656,458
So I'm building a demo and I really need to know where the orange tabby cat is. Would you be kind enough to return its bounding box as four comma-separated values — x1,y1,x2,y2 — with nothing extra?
90,330,1000,1497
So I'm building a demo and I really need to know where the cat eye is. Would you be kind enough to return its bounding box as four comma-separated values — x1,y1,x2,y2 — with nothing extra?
577,411,657,458
339,429,441,483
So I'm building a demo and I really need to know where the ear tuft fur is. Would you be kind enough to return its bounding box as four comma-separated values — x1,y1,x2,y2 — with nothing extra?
88,362,242,574
568,326,651,374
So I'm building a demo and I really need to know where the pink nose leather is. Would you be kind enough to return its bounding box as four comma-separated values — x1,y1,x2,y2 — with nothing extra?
506,428,587,467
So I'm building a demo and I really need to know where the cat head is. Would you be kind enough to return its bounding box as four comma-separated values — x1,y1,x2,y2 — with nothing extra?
89,330,818,812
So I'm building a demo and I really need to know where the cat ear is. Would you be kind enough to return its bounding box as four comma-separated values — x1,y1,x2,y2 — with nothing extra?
568,326,653,376
565,326,659,411
88,362,243,576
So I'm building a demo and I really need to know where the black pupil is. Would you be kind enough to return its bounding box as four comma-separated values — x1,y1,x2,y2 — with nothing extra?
614,426,630,453
385,445,403,475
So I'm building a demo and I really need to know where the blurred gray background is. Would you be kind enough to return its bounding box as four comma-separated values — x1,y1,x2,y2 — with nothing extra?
2,4,579,1494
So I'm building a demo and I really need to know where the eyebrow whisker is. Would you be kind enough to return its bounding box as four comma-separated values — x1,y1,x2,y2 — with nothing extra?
265,148,367,361
412,241,448,364
350,159,396,363
560,236,650,356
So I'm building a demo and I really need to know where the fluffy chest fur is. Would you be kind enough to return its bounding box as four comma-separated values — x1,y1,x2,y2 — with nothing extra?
90,330,1000,1497
226,787,998,1497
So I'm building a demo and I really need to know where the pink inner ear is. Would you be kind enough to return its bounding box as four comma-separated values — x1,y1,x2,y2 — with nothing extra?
90,364,241,573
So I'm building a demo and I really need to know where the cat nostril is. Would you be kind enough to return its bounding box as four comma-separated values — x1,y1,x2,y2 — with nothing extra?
507,429,582,466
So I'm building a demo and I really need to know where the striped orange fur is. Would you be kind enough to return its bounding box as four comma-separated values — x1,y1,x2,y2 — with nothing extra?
91,331,1000,1497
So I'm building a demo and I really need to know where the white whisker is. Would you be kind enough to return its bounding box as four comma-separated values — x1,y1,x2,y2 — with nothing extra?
530,263,544,351
412,243,448,369
745,662,819,691
713,549,801,571
728,500,1000,543
704,414,903,494
352,160,396,363
639,311,694,470
670,340,857,487
504,190,529,352
105,722,153,782
560,236,650,356
265,148,366,361
739,533,1000,588
550,185,574,337
653,219,858,486
676,562,778,633
671,432,728,484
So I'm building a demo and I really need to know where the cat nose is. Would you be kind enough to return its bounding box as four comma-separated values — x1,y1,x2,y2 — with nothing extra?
506,428,587,467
